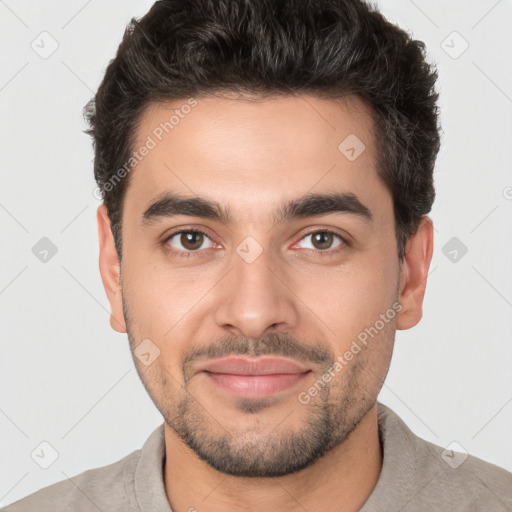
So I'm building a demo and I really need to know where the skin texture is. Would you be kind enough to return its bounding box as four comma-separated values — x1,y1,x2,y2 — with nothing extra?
97,93,433,512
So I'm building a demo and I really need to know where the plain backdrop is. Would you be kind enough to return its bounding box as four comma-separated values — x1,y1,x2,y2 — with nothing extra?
1,0,511,507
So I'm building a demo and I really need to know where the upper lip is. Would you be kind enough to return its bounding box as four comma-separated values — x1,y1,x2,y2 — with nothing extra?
197,356,311,376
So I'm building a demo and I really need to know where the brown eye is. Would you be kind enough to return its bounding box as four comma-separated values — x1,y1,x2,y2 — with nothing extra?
311,232,334,250
166,230,213,252
296,230,345,253
180,232,204,250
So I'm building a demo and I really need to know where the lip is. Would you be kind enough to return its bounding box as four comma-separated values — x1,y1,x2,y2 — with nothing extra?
197,356,311,376
197,356,312,399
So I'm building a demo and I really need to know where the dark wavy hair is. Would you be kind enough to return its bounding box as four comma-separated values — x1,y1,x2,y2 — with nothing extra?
83,0,440,263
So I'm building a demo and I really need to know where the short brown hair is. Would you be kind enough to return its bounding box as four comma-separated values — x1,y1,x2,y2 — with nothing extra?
84,0,441,262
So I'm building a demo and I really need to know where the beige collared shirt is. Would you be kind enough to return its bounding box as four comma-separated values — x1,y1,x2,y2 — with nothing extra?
3,402,511,511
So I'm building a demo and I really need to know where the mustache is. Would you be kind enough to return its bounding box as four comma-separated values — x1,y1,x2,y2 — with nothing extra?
181,332,334,379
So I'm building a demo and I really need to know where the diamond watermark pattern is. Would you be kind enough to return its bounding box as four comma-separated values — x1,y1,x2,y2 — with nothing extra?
236,236,263,264
441,441,469,469
32,237,58,263
31,441,59,469
134,338,161,366
442,236,468,263
338,134,366,162
441,31,469,60
31,31,59,60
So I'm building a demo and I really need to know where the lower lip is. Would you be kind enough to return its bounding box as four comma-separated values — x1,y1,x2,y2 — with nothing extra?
203,371,311,399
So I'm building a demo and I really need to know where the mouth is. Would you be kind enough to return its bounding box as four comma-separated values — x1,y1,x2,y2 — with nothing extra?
196,356,312,399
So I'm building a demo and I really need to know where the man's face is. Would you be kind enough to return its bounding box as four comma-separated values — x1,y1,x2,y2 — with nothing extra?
99,93,416,477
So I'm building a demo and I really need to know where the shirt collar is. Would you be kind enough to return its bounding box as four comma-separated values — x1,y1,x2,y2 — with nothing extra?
133,423,172,512
131,401,417,512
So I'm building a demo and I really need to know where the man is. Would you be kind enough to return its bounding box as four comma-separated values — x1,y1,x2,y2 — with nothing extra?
4,0,512,510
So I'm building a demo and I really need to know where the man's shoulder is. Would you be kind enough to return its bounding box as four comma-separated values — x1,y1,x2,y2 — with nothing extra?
373,402,512,511
1,447,142,512
415,434,512,509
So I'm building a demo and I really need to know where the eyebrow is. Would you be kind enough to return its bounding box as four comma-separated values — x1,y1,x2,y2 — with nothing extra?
141,191,373,226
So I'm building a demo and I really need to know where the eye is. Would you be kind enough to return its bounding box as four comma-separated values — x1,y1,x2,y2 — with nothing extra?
164,229,214,254
161,228,348,259
295,230,347,253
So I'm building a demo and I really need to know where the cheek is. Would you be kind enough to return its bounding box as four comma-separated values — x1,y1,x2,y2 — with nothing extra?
296,257,397,341
122,255,217,339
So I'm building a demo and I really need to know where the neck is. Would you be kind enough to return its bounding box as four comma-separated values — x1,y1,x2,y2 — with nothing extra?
164,403,382,512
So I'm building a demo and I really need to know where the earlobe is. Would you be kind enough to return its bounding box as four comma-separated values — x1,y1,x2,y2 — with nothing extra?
97,205,127,333
396,216,434,331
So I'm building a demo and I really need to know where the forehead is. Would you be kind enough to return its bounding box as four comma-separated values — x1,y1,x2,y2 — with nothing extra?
124,93,390,224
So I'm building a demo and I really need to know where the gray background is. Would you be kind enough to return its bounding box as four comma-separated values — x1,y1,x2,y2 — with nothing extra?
1,0,511,506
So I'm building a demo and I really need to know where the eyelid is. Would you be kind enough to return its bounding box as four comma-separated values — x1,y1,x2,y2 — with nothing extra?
161,225,213,242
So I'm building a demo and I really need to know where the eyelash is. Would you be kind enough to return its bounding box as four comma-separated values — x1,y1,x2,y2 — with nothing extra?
161,228,350,259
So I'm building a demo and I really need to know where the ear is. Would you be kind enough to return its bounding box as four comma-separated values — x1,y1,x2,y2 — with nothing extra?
97,204,127,333
396,215,434,330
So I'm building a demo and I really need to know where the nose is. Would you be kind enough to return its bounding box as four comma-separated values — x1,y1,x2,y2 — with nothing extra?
213,244,300,339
